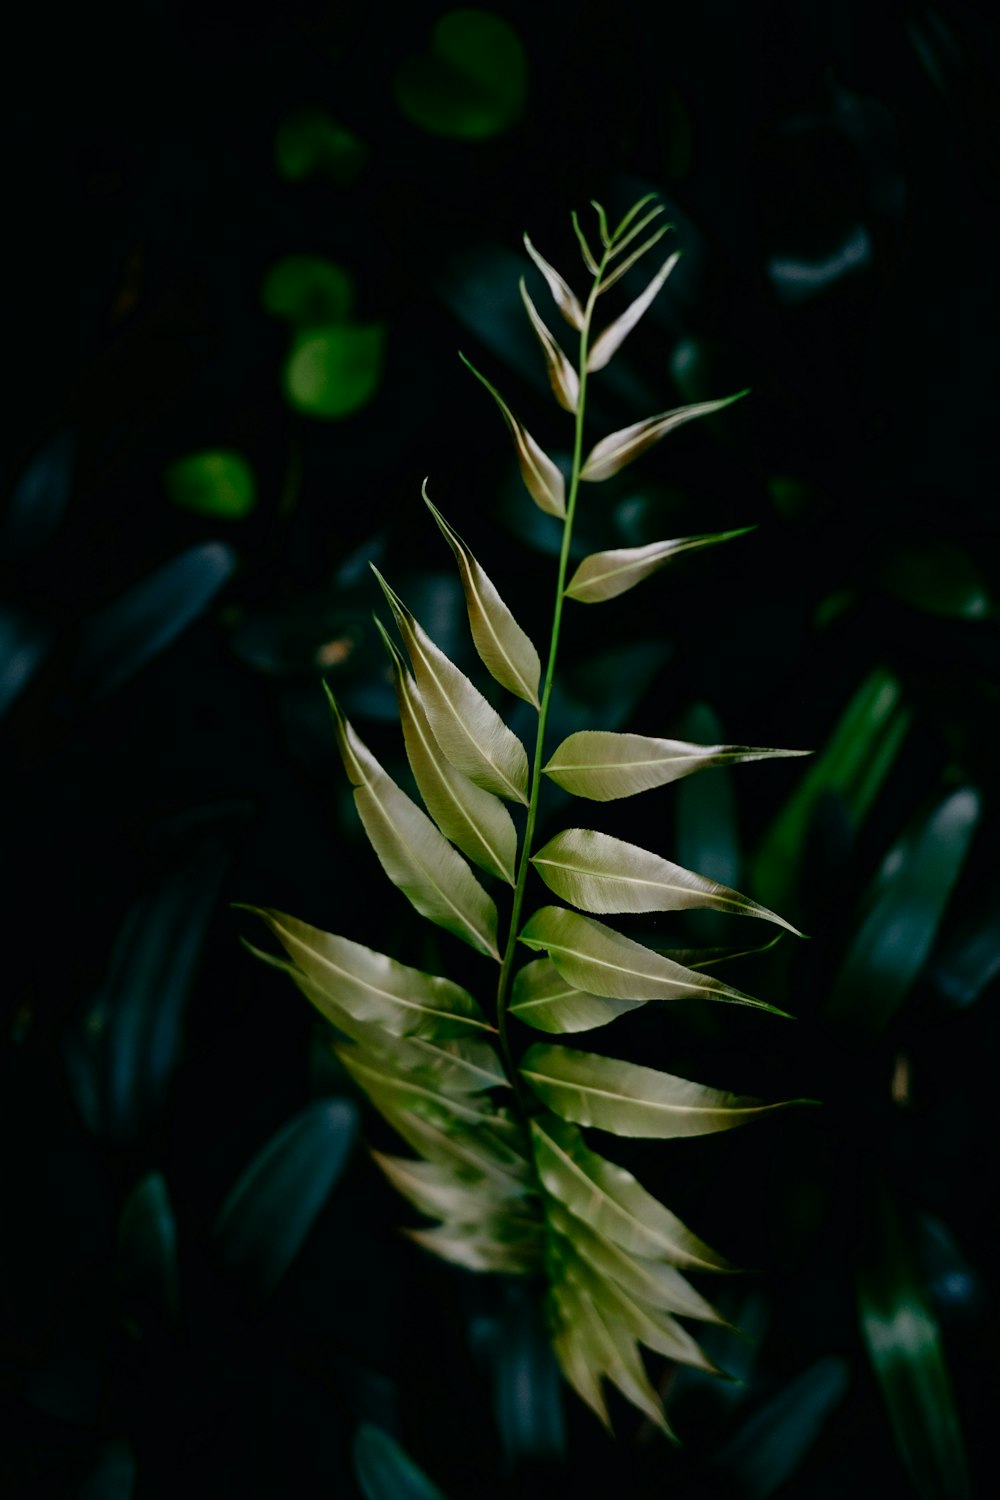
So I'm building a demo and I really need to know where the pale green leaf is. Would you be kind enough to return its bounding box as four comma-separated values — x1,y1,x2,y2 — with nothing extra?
587,252,680,372
373,571,529,805
523,234,584,329
521,1044,803,1138
460,354,565,516
608,202,665,258
531,1116,732,1270
244,908,492,1037
519,907,789,1015
544,729,808,802
424,489,541,707
564,1249,721,1374
371,1152,531,1224
377,620,517,883
570,210,601,275
336,1046,503,1130
554,1276,674,1437
532,829,801,934
580,394,747,483
376,1102,534,1191
551,1313,611,1430
546,1198,728,1326
327,691,500,957
406,1222,542,1274
509,956,643,1034
610,193,658,244
566,528,753,602
519,279,579,412
590,199,611,249
363,1029,509,1094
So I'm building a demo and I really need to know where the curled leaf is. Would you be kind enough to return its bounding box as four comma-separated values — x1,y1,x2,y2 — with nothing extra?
373,570,529,804
460,354,565,516
588,252,680,372
327,689,501,957
424,489,541,706
520,906,789,1014
521,1044,802,1138
523,234,584,329
531,828,801,934
519,279,579,413
570,210,601,275
378,620,517,883
580,393,748,482
544,730,808,801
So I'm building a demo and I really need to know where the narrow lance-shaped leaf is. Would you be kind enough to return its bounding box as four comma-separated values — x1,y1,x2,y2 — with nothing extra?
520,906,790,1015
521,1043,806,1139
336,1045,499,1130
554,1272,675,1437
243,907,492,1037
580,393,748,483
424,488,541,706
588,251,680,372
510,956,644,1034
544,729,809,801
519,279,579,413
610,192,657,244
563,1246,722,1374
376,619,517,884
590,199,611,248
523,234,584,329
326,689,500,958
406,1221,542,1275
460,354,565,517
531,1116,733,1270
599,224,670,294
570,210,600,275
371,1152,531,1226
372,569,529,804
567,529,753,603
532,829,802,934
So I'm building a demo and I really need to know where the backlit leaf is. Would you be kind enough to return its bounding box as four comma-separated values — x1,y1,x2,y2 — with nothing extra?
598,227,670,296
378,620,517,883
371,1152,530,1223
566,528,752,602
245,908,491,1037
373,569,529,804
510,956,643,1033
531,1116,732,1269
519,906,789,1014
563,1247,721,1373
336,1046,500,1129
406,1222,542,1274
580,393,747,482
519,279,579,412
522,1044,801,1138
608,204,666,260
587,252,680,372
460,354,565,517
531,829,801,934
327,690,501,957
570,210,600,276
553,1274,674,1436
543,729,808,801
424,490,541,706
377,1102,534,1191
523,234,584,329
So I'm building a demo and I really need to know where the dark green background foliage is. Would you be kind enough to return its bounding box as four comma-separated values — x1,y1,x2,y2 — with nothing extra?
1,2,996,1496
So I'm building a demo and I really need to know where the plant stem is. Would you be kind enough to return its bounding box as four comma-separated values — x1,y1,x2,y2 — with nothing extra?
495,252,609,1112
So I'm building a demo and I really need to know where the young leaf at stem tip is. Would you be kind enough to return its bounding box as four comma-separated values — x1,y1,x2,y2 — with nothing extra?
374,617,518,884
519,279,579,413
371,567,530,804
423,484,541,707
598,225,671,295
459,353,565,517
523,234,584,330
580,392,749,483
566,528,754,603
570,210,601,276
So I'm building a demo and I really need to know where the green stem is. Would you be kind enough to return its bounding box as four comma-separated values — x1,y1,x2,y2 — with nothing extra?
496,254,609,1113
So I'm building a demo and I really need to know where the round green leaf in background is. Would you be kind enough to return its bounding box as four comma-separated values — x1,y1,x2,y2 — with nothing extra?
164,450,257,519
262,255,354,329
284,324,386,419
394,9,527,140
275,108,367,184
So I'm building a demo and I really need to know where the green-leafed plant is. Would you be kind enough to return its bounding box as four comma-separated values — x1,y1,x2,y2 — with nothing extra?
245,195,811,1437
